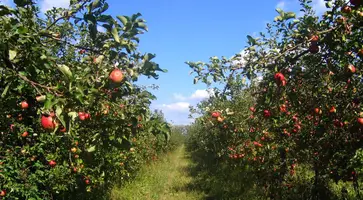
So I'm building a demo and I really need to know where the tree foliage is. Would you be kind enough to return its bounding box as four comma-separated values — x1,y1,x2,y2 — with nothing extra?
187,0,363,199
0,0,171,199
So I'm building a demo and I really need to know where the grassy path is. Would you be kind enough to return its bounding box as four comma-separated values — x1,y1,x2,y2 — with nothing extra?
111,146,205,200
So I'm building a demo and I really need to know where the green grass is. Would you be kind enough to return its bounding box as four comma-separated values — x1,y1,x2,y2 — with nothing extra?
111,146,206,200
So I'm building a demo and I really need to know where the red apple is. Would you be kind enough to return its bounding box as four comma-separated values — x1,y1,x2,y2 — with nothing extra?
79,115,86,121
59,126,67,132
84,113,90,119
21,131,28,137
294,124,301,130
263,110,271,118
49,160,56,167
10,124,14,131
85,179,90,185
342,6,352,13
72,167,78,173
310,35,319,42
211,111,221,118
20,101,29,109
249,107,256,112
292,115,298,122
0,190,6,197
109,68,124,83
334,120,344,127
274,72,286,86
358,49,363,57
41,115,56,130
253,141,263,147
314,108,322,115
329,106,336,113
357,118,363,125
280,104,287,113
346,64,356,73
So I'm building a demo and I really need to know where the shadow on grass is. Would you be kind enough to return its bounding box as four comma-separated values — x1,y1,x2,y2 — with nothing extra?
163,153,216,200
170,152,256,200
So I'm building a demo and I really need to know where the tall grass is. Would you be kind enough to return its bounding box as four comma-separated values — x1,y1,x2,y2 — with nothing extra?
111,146,205,200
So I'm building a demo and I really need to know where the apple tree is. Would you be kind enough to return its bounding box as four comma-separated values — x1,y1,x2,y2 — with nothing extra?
187,0,363,199
0,0,170,199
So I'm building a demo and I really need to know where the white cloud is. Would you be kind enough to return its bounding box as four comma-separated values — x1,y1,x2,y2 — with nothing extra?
40,0,69,13
156,89,214,125
173,93,187,101
231,49,248,67
190,89,210,100
159,102,190,112
173,89,212,101
276,1,286,10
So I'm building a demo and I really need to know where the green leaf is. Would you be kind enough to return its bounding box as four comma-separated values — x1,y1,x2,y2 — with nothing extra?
1,82,11,98
68,112,78,121
91,0,101,10
89,24,97,40
276,8,284,15
136,22,148,31
97,15,112,22
0,5,12,16
274,16,283,22
94,55,104,64
55,106,63,116
14,0,29,7
247,35,256,45
44,97,53,110
86,145,96,152
56,106,66,127
40,54,47,60
131,13,142,21
100,2,109,13
289,19,300,29
117,15,128,26
127,68,134,77
284,12,296,20
109,135,115,141
9,50,17,61
57,64,73,80
111,27,120,43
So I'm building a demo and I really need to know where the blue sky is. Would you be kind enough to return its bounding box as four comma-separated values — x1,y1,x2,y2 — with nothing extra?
1,0,327,124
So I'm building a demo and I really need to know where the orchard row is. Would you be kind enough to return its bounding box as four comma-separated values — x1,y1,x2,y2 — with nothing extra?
187,0,363,199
